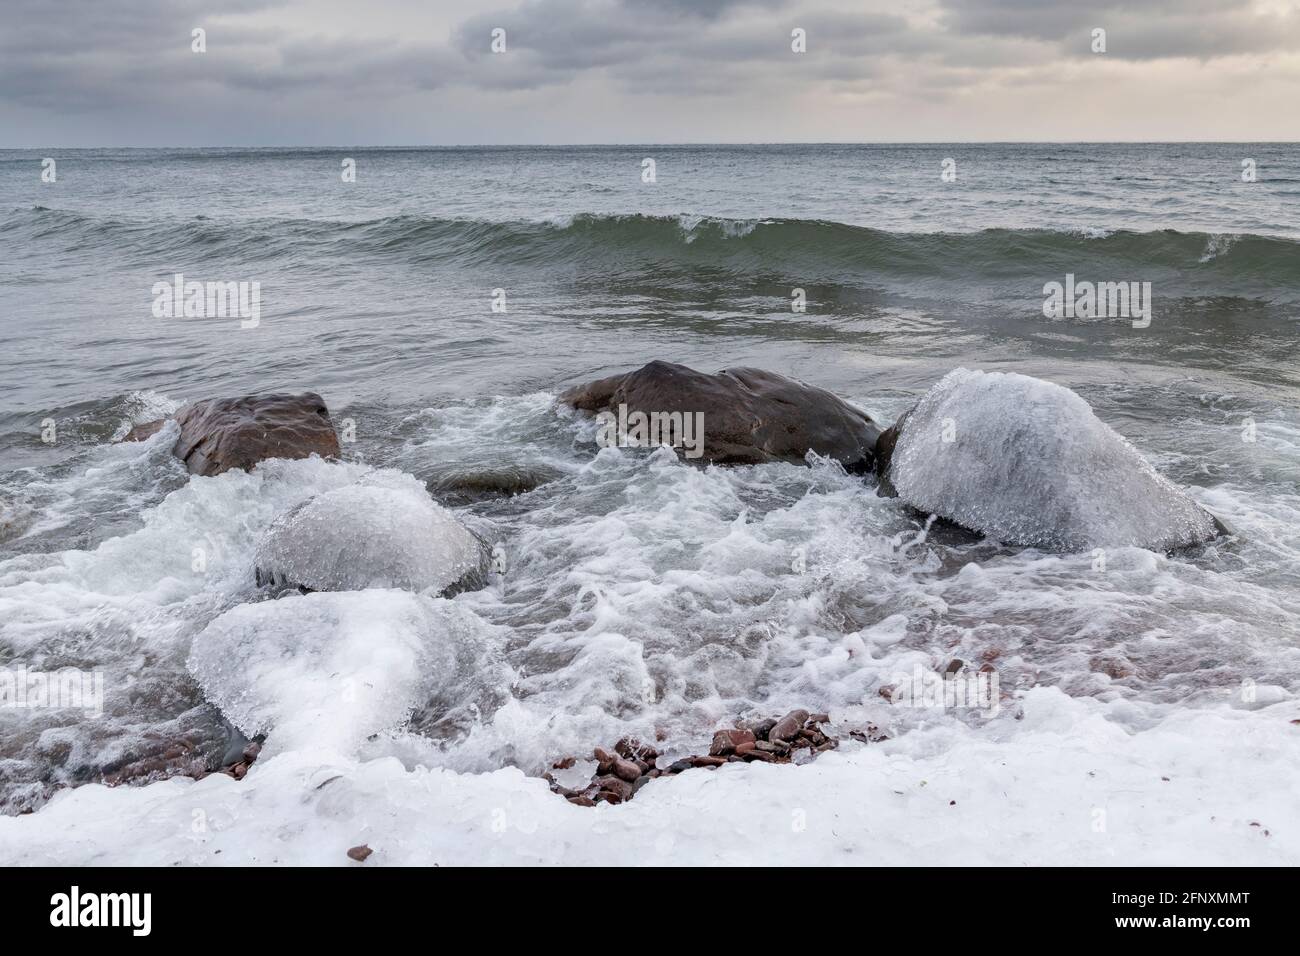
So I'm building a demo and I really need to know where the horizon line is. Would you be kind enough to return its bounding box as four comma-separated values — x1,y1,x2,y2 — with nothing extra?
4,140,1299,150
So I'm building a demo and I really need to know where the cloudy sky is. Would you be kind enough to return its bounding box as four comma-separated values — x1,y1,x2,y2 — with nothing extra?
4,0,1300,145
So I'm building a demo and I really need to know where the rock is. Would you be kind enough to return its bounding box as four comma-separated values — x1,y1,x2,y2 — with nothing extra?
876,369,1220,551
165,392,341,476
254,479,489,596
119,419,166,443
556,710,842,807
595,775,634,803
347,844,372,862
612,757,643,782
749,718,778,741
709,728,756,756
689,755,728,768
872,411,909,497
425,463,560,506
614,737,657,761
560,360,881,470
769,709,809,745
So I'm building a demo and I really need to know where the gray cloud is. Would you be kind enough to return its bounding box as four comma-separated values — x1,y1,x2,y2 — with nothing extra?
2,0,1299,144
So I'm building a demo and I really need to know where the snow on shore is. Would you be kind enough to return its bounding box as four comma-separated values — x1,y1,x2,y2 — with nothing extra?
4,688,1294,866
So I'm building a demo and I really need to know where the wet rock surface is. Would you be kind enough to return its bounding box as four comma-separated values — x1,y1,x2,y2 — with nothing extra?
128,392,342,476
547,711,840,806
100,731,263,788
560,360,881,469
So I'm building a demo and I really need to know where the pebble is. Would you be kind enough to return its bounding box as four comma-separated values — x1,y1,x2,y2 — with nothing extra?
553,710,837,807
612,757,642,782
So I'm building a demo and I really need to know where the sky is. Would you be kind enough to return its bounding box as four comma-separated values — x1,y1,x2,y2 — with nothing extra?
3,0,1300,146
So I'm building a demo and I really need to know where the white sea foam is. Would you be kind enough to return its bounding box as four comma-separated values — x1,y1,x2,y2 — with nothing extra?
1,391,1296,863
890,368,1218,551
1199,233,1241,262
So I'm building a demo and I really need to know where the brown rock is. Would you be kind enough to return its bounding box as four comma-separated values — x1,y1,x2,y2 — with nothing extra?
709,728,756,756
559,361,881,470
750,718,778,741
690,755,727,768
595,775,634,802
567,794,596,807
612,757,643,783
170,392,341,476
120,419,166,443
769,709,810,745
614,738,658,762
734,741,756,756
347,844,372,862
594,747,616,776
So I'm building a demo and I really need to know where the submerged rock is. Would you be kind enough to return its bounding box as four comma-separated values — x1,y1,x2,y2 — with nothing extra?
560,360,881,469
127,392,341,476
254,480,489,596
876,368,1219,551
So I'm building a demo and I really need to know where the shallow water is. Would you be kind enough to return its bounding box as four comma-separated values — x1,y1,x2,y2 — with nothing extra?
1,144,1298,816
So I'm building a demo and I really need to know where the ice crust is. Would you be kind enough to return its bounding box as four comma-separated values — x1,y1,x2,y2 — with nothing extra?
3,689,1296,866
255,475,487,594
187,589,465,753
890,368,1218,551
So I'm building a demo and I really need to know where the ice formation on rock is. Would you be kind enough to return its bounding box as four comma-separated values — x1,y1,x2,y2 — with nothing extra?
254,476,488,595
888,368,1218,551
187,589,460,753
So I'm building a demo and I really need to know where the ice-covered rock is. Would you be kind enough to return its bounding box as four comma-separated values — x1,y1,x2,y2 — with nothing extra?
877,368,1218,551
187,589,467,753
254,476,489,595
